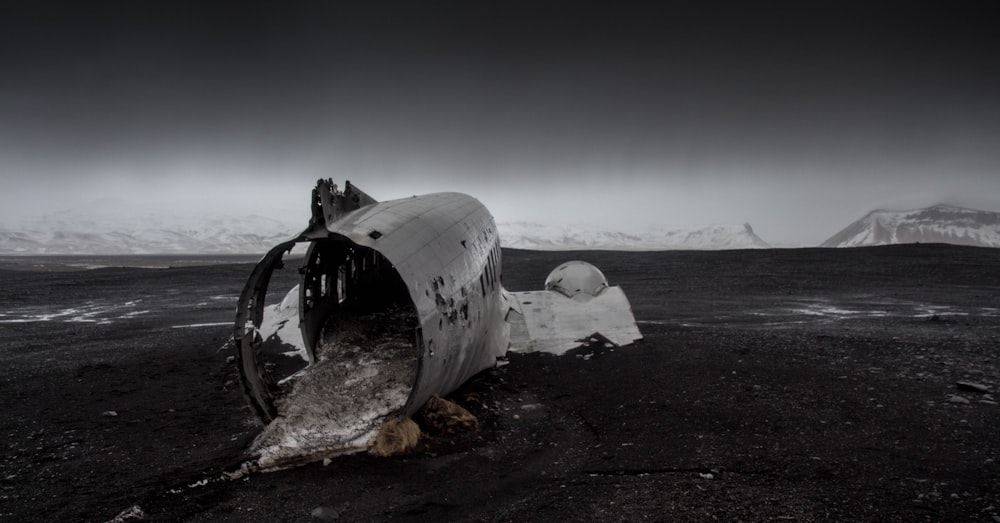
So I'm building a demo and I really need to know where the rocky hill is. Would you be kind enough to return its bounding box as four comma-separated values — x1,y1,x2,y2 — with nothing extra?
821,205,1000,248
498,221,771,250
0,202,773,254
0,209,300,255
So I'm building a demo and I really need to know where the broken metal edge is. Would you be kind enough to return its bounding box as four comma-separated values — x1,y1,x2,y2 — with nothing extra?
234,237,302,423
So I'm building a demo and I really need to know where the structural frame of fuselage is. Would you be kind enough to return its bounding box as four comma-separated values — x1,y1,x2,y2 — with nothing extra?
234,180,508,423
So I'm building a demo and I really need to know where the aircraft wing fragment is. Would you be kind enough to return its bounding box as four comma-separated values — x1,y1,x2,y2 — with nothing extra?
504,260,642,355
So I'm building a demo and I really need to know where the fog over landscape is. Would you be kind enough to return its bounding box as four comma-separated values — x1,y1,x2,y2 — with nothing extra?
4,5,1000,520
1,1,998,246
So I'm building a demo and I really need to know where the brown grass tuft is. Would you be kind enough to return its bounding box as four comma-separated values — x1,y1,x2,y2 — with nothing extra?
416,395,479,435
369,417,421,457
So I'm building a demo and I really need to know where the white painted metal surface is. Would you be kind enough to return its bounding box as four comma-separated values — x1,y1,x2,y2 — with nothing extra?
505,286,643,355
544,260,610,298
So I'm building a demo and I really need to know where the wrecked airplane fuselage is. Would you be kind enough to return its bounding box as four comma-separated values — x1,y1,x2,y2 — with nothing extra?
234,180,640,464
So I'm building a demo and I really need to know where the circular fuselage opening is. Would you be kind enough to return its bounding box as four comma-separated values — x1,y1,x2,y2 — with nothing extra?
248,239,420,467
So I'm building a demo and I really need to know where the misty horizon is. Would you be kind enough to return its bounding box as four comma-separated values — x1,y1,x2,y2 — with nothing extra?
2,189,999,248
2,2,998,245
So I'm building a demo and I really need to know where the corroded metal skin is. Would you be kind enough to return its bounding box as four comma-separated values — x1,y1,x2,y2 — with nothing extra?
234,181,507,423
304,191,508,416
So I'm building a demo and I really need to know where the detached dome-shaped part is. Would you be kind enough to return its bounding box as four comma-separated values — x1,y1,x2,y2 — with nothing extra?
544,261,610,298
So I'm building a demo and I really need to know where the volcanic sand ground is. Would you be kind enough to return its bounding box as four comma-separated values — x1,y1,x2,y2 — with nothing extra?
1,245,999,521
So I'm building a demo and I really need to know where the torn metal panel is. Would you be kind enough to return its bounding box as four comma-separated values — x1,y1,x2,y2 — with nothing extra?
309,179,378,230
234,239,299,422
506,286,643,355
506,260,642,355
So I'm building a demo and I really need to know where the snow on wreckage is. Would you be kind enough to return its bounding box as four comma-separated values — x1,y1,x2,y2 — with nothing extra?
234,179,642,469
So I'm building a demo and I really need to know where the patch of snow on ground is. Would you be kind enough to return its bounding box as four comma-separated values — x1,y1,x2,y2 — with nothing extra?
667,297,995,328
790,304,886,317
257,285,307,360
171,322,232,329
0,299,150,325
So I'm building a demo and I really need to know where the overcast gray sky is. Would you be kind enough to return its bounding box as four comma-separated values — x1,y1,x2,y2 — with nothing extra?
1,1,998,245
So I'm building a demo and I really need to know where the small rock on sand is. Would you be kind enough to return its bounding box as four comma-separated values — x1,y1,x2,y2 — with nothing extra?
956,381,991,394
946,395,970,404
311,506,339,520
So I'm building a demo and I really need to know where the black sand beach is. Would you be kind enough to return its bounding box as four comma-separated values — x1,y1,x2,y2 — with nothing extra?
1,245,999,521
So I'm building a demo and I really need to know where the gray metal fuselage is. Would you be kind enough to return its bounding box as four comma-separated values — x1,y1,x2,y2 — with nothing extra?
234,180,640,428
302,191,508,417
235,184,507,422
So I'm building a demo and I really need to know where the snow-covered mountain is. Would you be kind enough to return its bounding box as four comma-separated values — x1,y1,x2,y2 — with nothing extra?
821,205,1000,248
498,221,771,250
0,206,303,255
1,197,771,254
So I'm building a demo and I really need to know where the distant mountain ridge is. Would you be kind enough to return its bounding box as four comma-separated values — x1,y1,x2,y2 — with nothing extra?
7,202,996,254
498,221,771,251
0,203,773,254
822,205,1000,248
0,208,301,255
